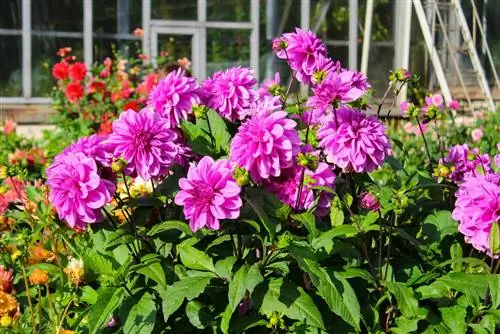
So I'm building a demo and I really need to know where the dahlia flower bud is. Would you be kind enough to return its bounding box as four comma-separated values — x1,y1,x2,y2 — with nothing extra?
29,268,49,285
272,37,287,52
296,152,319,171
359,192,380,211
111,157,128,173
193,104,208,119
233,166,250,187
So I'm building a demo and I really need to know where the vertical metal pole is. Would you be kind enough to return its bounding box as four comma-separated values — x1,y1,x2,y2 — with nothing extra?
198,0,207,79
412,0,452,103
348,0,358,71
250,0,260,81
142,0,151,60
84,0,93,67
360,0,373,74
395,1,412,102
301,0,310,30
22,0,31,98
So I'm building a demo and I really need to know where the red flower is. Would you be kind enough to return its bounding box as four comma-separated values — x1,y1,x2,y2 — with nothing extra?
65,82,84,102
88,80,107,94
52,61,69,80
57,47,72,57
123,100,139,112
68,62,87,81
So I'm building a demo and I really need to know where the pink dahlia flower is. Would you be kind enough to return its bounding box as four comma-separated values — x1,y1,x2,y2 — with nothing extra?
46,152,116,230
448,99,461,110
0,265,13,293
317,107,391,173
175,156,242,231
276,28,327,84
229,110,301,182
306,71,369,123
58,134,112,167
471,128,483,142
266,161,336,216
202,67,257,121
441,144,492,183
310,55,338,85
452,174,500,255
148,68,201,128
105,108,179,179
257,72,281,98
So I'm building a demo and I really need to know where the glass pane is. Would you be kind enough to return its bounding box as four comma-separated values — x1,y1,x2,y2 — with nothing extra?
32,36,83,97
94,0,142,34
32,0,83,31
207,29,250,75
157,34,192,68
94,38,141,62
0,36,22,96
0,0,21,29
367,46,393,95
151,0,197,20
207,0,250,22
312,0,349,42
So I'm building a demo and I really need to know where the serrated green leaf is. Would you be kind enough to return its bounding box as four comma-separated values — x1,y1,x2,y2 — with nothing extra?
311,225,358,250
80,286,98,305
385,281,419,318
204,109,231,153
329,197,344,227
422,210,457,244
178,244,216,272
291,212,317,239
180,121,213,155
122,292,156,334
84,250,117,277
147,220,193,236
440,304,467,334
134,261,168,290
185,300,214,329
88,287,125,334
215,256,236,281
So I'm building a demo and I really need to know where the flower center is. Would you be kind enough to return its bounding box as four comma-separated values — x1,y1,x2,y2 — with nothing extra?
134,131,152,150
191,181,215,206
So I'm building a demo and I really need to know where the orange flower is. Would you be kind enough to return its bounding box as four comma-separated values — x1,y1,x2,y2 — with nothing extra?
28,244,56,264
29,269,49,286
0,291,17,316
59,330,75,334
133,27,144,37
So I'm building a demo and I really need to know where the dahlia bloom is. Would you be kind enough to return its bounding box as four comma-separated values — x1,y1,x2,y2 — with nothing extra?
317,107,391,173
148,68,201,128
257,72,281,97
175,156,242,231
471,128,483,142
0,177,26,215
276,28,327,84
58,134,112,167
441,144,491,183
0,266,13,293
202,67,257,121
306,71,369,123
452,173,500,254
448,99,461,110
359,192,380,211
65,82,84,103
266,161,336,216
105,108,179,179
46,152,116,230
229,110,301,182
68,62,87,81
310,54,338,85
52,61,69,80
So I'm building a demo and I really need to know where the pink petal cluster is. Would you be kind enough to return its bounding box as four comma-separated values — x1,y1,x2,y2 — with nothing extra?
306,71,369,123
0,177,26,215
46,152,116,230
175,156,242,231
440,144,491,183
359,192,380,211
58,134,112,167
0,265,13,293
229,110,301,182
202,67,257,121
276,28,327,84
257,72,281,98
317,107,391,173
452,173,500,255
105,108,179,179
148,68,201,128
266,161,336,216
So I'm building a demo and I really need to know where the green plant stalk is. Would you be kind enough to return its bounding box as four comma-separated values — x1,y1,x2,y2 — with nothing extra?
121,172,142,259
56,299,73,333
377,81,394,117
384,214,397,281
205,112,216,150
433,119,445,161
102,207,141,263
377,209,384,280
415,117,433,167
385,82,407,118
21,264,36,334
45,283,56,326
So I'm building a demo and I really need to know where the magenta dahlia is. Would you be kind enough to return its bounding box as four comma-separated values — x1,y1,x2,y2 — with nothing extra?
229,110,301,182
105,108,179,179
175,156,242,231
202,67,257,121
452,173,500,254
317,107,391,173
441,144,492,183
46,152,116,230
276,28,327,84
58,134,112,167
148,68,202,128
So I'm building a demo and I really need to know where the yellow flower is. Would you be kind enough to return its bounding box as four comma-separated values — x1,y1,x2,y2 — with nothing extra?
64,257,84,287
10,250,22,261
29,268,49,286
0,291,17,316
0,315,12,327
59,330,75,334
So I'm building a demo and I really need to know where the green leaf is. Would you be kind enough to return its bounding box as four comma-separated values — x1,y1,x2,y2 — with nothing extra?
489,275,500,309
440,304,467,334
178,244,216,273
245,193,276,241
385,281,419,318
489,222,500,256
185,300,214,329
215,256,236,281
160,275,212,321
88,287,125,334
311,225,358,250
84,250,117,277
204,109,231,153
80,286,98,305
450,242,463,272
122,292,156,334
385,156,403,170
422,210,457,244
134,261,168,290
291,212,317,239
180,121,213,155
329,197,344,226
253,277,325,330
221,264,263,333
147,220,193,236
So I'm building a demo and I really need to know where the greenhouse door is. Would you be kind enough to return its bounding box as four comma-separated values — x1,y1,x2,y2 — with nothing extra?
150,26,202,78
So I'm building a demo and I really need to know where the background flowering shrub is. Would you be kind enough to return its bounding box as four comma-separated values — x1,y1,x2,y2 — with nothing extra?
0,29,499,334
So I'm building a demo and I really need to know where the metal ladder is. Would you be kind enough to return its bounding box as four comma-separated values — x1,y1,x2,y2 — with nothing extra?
412,0,495,111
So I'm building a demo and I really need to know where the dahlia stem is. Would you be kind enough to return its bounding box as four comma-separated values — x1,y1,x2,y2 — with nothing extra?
494,259,500,274
45,283,56,325
415,117,433,168
283,49,302,109
103,207,140,263
384,214,397,281
433,119,445,161
385,82,406,118
377,209,384,279
205,113,216,150
121,172,142,259
377,81,393,118
21,263,36,334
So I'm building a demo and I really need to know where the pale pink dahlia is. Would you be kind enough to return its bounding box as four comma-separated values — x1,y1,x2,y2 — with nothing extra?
229,110,301,182
202,67,257,121
452,173,500,255
276,28,327,84
148,68,201,128
46,152,116,230
105,108,179,179
175,156,242,231
318,107,391,173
